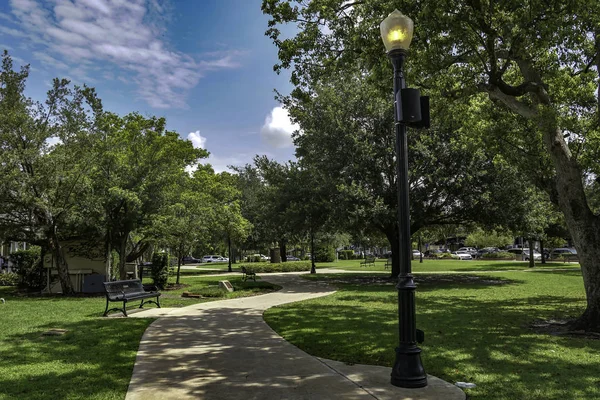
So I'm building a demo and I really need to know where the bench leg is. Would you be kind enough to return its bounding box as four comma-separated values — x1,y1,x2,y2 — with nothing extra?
103,299,128,317
139,297,161,309
103,297,110,317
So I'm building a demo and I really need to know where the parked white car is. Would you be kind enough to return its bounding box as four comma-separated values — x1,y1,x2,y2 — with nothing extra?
202,255,224,263
248,254,270,261
522,248,542,261
454,251,473,260
412,249,423,257
458,247,478,257
507,248,542,261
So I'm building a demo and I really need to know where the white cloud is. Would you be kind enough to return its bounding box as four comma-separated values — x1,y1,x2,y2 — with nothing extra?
187,130,207,149
4,0,242,108
260,106,299,148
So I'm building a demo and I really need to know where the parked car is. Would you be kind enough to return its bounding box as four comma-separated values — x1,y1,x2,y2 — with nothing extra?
522,248,542,261
505,248,541,261
286,255,300,261
219,257,229,262
247,253,270,261
181,256,201,264
476,247,499,258
458,247,478,257
550,248,578,260
202,255,224,263
454,251,473,260
412,249,423,257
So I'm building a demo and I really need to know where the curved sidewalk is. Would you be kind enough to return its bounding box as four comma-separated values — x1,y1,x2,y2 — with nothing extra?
126,273,464,400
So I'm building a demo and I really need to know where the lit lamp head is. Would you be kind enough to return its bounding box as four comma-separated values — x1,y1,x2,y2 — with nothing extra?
380,9,414,53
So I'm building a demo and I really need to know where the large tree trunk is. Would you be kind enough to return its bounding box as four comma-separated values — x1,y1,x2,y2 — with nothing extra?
540,239,546,264
542,119,600,331
176,244,182,285
384,226,400,278
49,233,74,294
528,242,534,268
228,236,232,272
280,239,287,262
310,230,316,274
118,235,128,280
105,238,112,280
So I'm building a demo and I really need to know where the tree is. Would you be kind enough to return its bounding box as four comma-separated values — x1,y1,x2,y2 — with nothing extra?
88,112,206,279
0,52,102,293
158,173,212,284
206,170,252,272
263,0,600,331
465,228,514,249
280,69,531,276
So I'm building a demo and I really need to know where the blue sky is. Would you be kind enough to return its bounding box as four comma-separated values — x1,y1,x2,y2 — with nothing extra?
0,0,297,172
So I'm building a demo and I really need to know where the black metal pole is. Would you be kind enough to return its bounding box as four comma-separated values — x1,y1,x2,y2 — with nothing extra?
389,48,427,388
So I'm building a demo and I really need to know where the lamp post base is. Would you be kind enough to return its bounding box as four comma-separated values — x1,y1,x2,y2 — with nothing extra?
391,345,427,388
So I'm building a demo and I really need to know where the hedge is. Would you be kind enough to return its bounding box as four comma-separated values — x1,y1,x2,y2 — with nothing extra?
481,251,515,260
10,248,44,290
238,261,311,273
151,253,170,289
338,250,355,260
0,272,19,286
436,252,456,259
315,246,335,262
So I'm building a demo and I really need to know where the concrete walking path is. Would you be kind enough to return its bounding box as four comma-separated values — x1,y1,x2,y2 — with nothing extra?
125,273,464,400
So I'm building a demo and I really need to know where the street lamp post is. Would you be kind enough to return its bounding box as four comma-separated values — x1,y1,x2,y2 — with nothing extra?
380,9,428,388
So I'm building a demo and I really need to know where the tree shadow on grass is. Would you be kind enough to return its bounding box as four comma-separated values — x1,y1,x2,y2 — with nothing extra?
265,275,596,400
0,317,150,400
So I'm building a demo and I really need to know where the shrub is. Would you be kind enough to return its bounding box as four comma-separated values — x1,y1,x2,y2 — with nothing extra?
482,251,515,260
239,261,311,273
10,248,45,290
339,250,354,260
315,246,335,262
436,252,455,259
151,253,170,289
0,272,19,286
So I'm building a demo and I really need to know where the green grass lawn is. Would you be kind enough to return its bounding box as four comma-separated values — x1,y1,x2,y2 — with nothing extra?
318,258,580,272
0,274,279,400
264,269,596,400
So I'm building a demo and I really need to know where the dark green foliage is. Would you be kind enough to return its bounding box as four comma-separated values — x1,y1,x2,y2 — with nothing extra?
436,253,455,259
482,252,515,260
0,272,18,286
150,253,169,289
245,255,263,263
239,261,310,273
10,248,45,291
338,250,355,260
315,246,335,262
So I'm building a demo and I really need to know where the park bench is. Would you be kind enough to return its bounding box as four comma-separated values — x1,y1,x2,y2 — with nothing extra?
102,279,161,317
360,255,376,268
241,266,256,282
385,257,392,269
